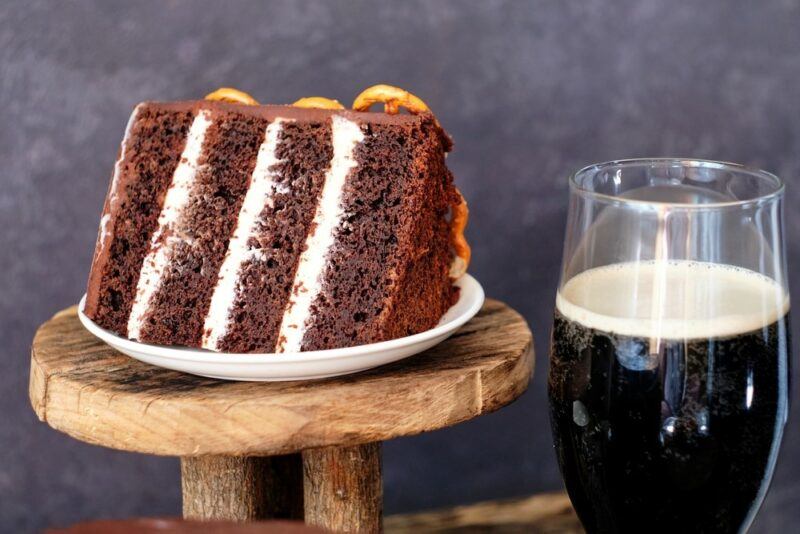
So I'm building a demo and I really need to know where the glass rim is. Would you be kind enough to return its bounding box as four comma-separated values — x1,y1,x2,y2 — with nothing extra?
569,158,785,210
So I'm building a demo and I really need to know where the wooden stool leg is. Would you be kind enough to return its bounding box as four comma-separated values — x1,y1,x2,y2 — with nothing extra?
181,454,303,520
302,442,383,533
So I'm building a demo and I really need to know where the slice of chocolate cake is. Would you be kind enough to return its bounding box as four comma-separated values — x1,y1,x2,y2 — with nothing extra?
84,85,469,353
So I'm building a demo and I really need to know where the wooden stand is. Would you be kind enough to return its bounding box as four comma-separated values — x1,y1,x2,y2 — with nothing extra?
29,299,533,533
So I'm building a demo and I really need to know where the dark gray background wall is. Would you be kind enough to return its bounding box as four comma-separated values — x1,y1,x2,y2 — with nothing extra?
2,1,800,531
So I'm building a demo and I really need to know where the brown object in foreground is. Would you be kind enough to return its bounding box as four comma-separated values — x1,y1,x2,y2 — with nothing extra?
29,299,533,532
47,518,323,533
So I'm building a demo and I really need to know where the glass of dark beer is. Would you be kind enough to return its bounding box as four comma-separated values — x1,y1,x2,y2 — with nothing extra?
549,159,790,533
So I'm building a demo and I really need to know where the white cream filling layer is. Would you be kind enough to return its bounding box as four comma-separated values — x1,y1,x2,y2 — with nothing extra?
276,115,364,352
126,110,212,339
201,119,289,350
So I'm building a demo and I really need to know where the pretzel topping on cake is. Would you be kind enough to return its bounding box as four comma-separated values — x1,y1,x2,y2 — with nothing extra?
204,87,259,105
352,84,430,115
449,189,471,279
292,97,345,110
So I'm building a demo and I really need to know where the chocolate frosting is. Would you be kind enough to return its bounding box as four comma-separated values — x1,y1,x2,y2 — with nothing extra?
145,99,453,150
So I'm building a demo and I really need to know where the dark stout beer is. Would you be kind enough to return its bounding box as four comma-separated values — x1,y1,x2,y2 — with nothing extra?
549,261,790,534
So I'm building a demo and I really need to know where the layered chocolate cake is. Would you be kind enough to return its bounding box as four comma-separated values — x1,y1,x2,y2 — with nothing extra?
83,85,470,353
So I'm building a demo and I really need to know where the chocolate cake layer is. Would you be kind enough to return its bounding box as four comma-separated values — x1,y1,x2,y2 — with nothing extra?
133,110,266,346
299,117,456,351
84,105,194,333
274,115,366,352
209,120,333,353
381,124,460,339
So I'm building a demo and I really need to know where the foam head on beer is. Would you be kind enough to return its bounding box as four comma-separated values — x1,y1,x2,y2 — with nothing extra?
556,260,789,340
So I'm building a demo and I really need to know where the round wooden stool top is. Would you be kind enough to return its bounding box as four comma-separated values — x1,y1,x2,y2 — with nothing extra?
29,299,534,457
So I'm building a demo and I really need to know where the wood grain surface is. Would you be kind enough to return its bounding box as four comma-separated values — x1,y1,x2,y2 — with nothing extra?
29,299,533,457
303,443,383,533
385,491,582,533
181,455,304,521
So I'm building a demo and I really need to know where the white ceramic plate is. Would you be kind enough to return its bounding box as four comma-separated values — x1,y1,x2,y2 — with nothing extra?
77,274,485,381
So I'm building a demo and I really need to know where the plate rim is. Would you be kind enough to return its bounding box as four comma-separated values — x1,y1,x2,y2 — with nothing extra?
77,274,485,364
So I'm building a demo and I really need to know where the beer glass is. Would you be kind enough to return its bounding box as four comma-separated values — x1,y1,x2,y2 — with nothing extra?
549,159,790,533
